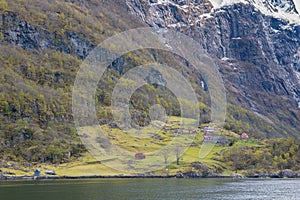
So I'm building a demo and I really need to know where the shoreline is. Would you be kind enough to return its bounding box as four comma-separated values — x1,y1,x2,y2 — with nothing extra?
1,174,300,181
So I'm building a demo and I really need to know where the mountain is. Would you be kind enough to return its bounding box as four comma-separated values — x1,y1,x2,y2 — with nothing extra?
211,0,299,19
0,0,299,167
125,0,300,138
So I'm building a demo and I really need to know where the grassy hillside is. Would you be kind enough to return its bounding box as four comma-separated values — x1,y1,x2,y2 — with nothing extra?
2,121,300,176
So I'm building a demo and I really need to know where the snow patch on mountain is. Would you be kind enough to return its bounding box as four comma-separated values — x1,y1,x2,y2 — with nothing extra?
126,0,214,28
294,1,300,13
210,0,300,24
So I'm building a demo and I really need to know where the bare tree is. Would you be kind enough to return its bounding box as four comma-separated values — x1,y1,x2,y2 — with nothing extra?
174,144,184,165
232,147,241,173
161,149,169,165
161,149,170,176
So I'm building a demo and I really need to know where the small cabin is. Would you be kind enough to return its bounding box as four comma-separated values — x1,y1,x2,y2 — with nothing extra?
191,142,199,147
217,137,229,144
45,170,56,175
135,153,146,159
241,133,249,139
203,135,217,143
34,169,40,177
128,159,135,165
202,127,214,134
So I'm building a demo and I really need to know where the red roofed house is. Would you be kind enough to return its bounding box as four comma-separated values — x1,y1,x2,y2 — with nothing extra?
241,133,249,139
135,152,146,159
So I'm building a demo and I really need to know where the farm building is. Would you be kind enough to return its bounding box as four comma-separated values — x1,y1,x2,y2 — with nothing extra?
241,133,249,139
217,137,229,144
203,135,228,144
34,169,40,177
203,135,217,143
45,170,56,175
202,127,214,134
135,152,146,159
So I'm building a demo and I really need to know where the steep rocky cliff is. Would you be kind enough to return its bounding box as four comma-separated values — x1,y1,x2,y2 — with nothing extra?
0,11,93,59
125,0,300,137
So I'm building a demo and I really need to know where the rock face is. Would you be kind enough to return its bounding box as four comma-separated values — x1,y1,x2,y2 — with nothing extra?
126,0,213,28
145,68,167,87
0,11,93,59
125,0,300,137
280,169,296,177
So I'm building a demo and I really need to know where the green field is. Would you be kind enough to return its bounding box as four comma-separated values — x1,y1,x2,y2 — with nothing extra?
2,116,299,176
0,116,255,176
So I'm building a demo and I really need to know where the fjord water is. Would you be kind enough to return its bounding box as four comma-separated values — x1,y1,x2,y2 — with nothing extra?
0,178,299,200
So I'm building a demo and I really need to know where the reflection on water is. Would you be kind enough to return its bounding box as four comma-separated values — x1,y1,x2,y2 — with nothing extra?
0,178,299,200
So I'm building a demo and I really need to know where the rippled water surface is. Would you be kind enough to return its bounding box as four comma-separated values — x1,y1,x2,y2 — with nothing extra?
0,178,299,200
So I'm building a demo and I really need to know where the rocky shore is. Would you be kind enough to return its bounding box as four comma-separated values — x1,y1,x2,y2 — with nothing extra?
1,170,300,180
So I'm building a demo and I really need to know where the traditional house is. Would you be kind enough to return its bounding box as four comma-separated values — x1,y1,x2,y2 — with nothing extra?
202,127,214,134
241,133,249,139
203,135,217,143
217,137,229,144
135,152,146,159
45,170,56,175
